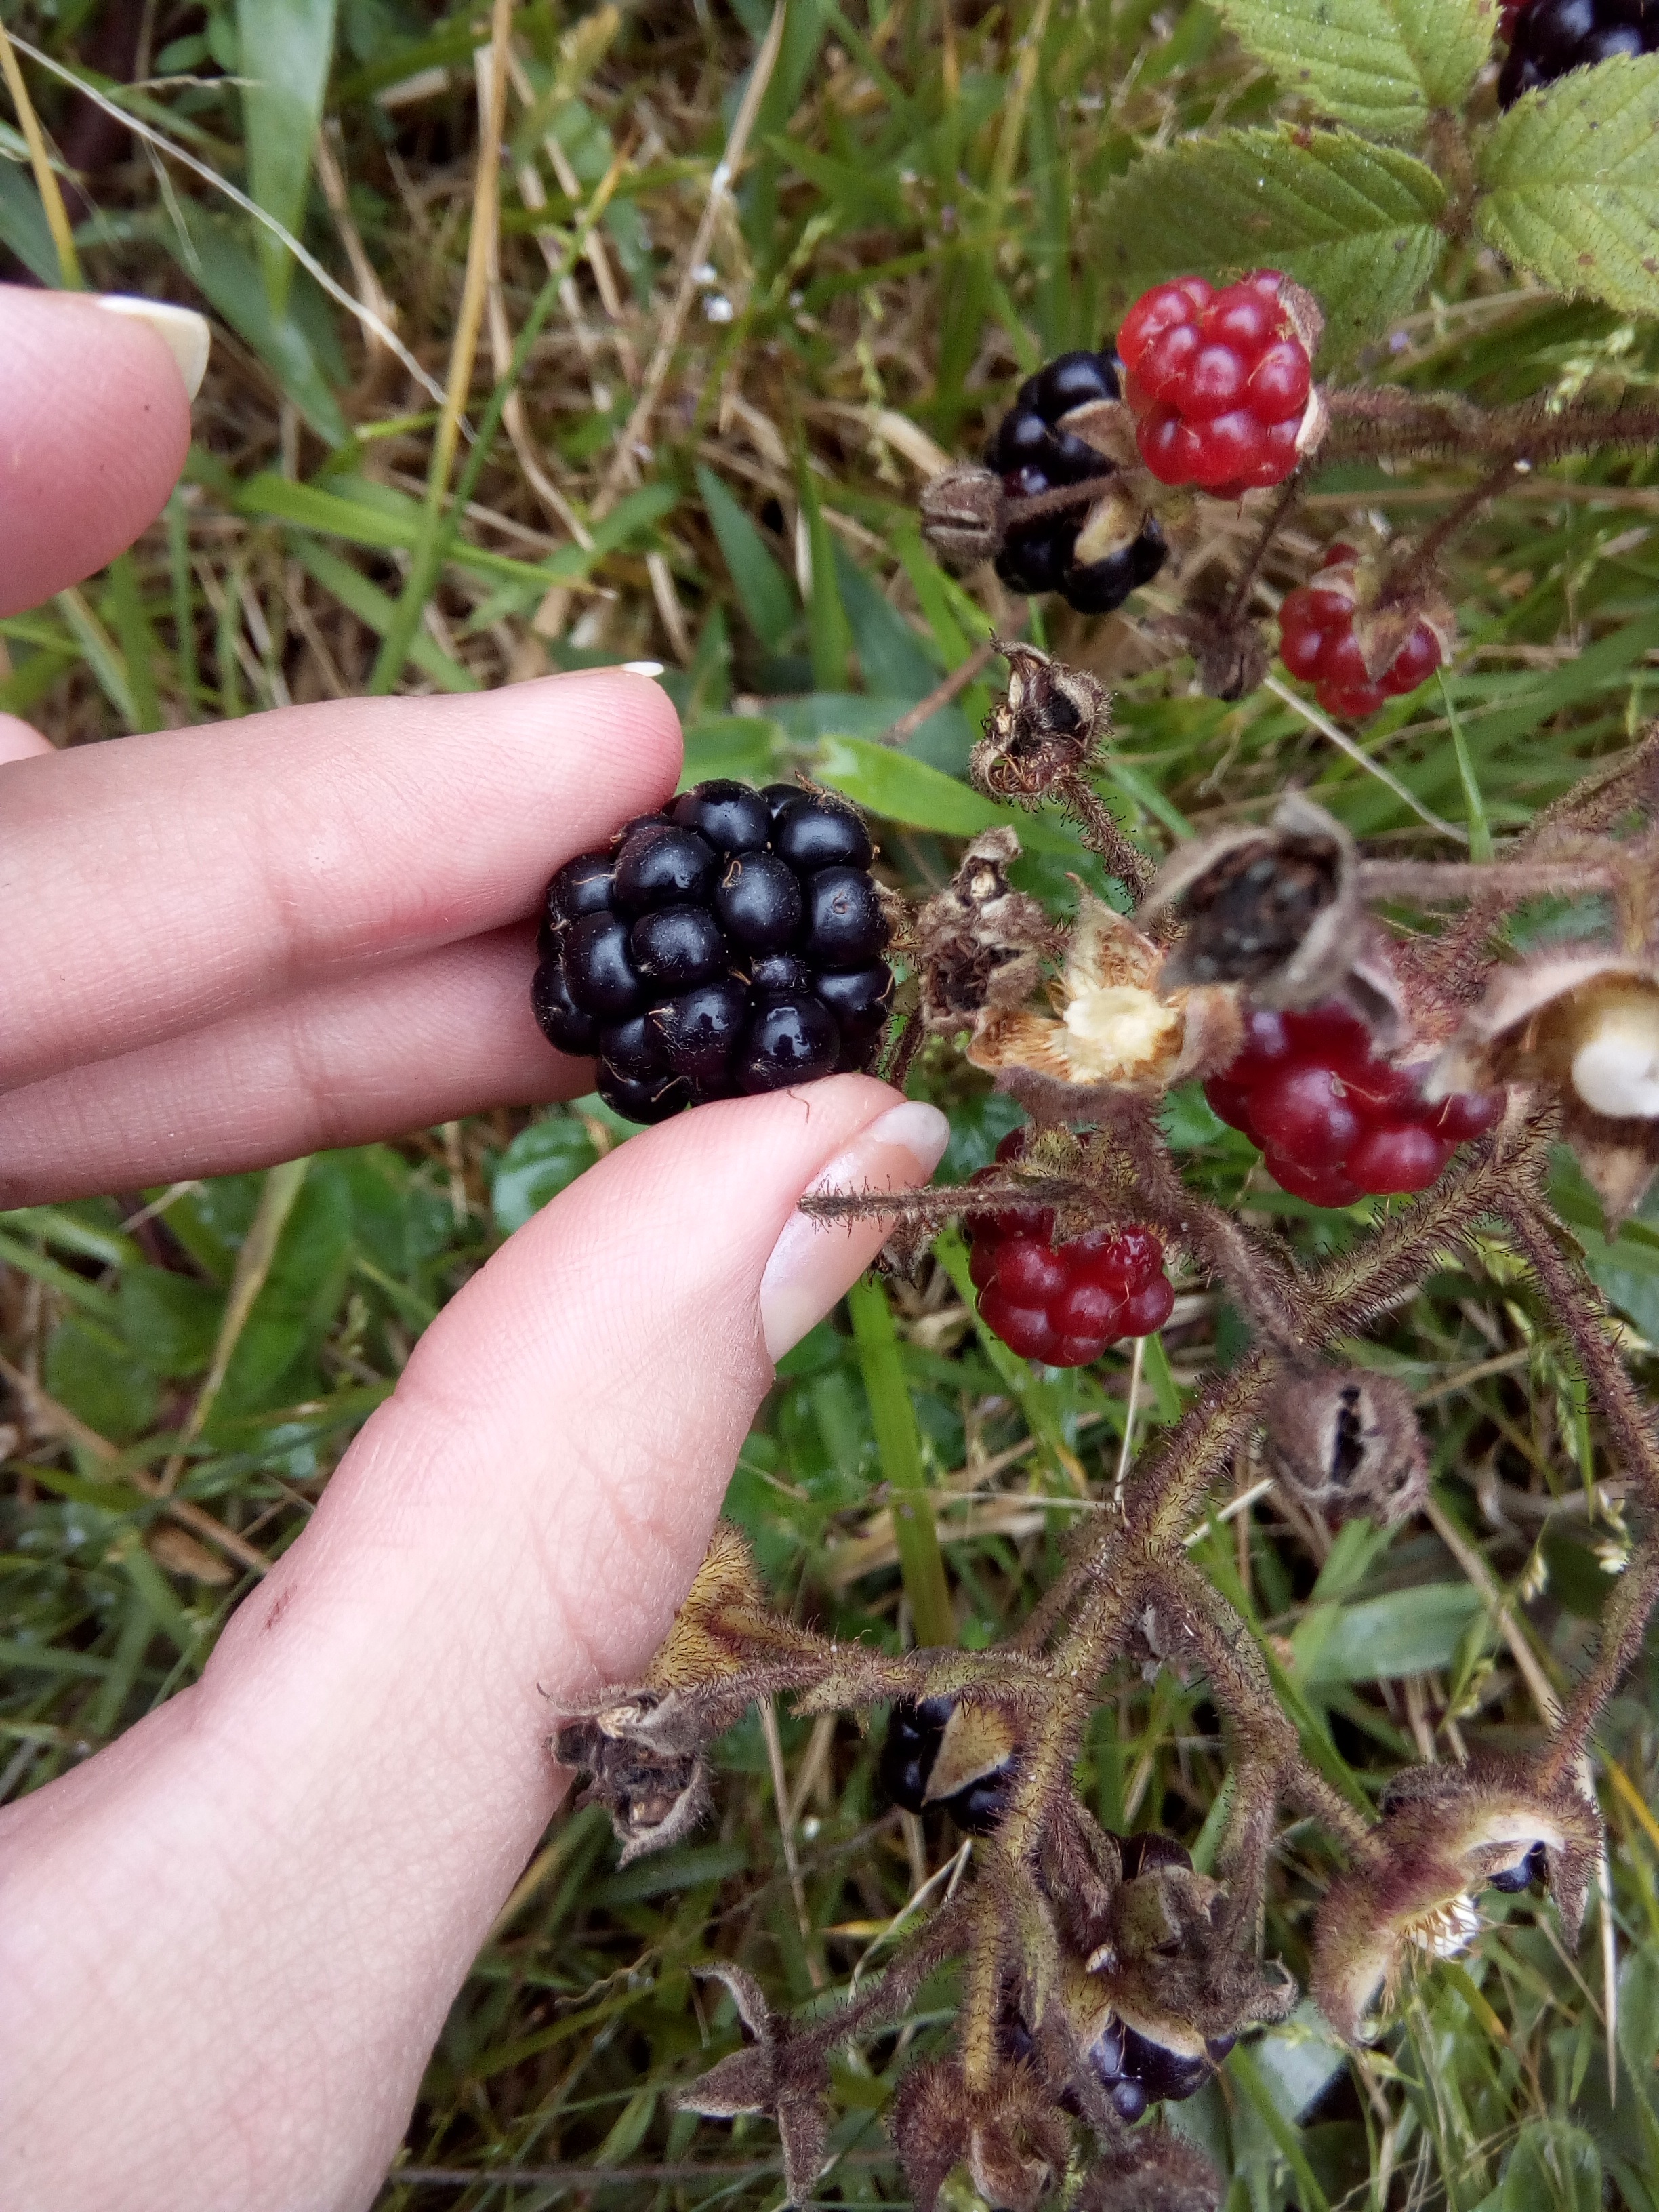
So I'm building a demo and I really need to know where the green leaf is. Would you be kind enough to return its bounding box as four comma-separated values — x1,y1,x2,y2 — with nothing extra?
1097,125,1447,356
238,0,340,312
45,1319,159,1446
798,468,852,691
163,207,346,443
1298,1582,1484,1683
813,735,1074,853
117,1267,222,1379
696,465,795,650
491,1118,600,1235
0,161,60,286
1211,0,1494,138
1476,54,1659,321
1500,2121,1602,2212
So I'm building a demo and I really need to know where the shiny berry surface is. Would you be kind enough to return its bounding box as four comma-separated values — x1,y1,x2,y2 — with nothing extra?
1499,0,1658,105
1205,999,1502,1206
531,781,893,1122
981,344,1168,615
964,1140,1175,1366
1118,270,1312,495
1278,548,1444,721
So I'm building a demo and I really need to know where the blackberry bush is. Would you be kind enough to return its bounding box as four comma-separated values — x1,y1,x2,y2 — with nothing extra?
532,780,893,1123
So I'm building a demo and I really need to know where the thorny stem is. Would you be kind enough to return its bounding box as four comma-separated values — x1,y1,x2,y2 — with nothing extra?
1050,770,1156,905
1376,457,1520,602
1355,856,1616,907
1221,469,1303,632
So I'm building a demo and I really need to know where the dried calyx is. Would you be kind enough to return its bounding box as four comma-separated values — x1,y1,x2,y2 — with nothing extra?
972,639,1109,801
1141,792,1404,1046
1263,1361,1429,1526
1433,949,1659,1225
1311,1757,1602,2042
911,826,1058,1037
879,1694,1023,1832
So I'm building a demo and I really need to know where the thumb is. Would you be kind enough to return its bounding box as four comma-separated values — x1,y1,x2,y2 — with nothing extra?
0,1078,948,2212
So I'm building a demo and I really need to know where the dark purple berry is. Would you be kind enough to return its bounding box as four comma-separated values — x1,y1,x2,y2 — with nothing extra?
1488,1841,1549,1894
759,781,802,815
1086,2018,1126,2085
802,867,888,966
545,851,615,928
737,993,840,1092
813,962,895,1033
653,980,750,1086
1110,2078,1148,2123
531,959,598,1054
1500,0,1658,103
1031,348,1121,415
670,779,773,854
877,1697,956,1814
1119,2024,1210,2104
596,1063,682,1126
714,851,805,950
994,405,1058,474
598,1013,670,1080
613,822,718,909
628,903,729,989
745,952,812,994
1063,515,1168,615
997,526,1073,596
771,794,874,873
564,913,647,1019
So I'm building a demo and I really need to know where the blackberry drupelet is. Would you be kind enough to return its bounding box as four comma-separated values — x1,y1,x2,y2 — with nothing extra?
532,780,895,1123
983,348,1168,614
1499,0,1658,106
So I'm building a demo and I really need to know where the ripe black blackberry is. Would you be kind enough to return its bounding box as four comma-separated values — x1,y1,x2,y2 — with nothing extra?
532,779,895,1124
983,348,1168,614
1499,0,1658,104
877,1696,1020,1833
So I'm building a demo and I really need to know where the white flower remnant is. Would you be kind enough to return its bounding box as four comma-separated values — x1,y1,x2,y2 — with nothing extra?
1569,987,1659,1118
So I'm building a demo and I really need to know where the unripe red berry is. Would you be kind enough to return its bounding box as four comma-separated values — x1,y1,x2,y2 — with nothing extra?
1118,270,1315,495
965,1158,1175,1366
1278,550,1445,722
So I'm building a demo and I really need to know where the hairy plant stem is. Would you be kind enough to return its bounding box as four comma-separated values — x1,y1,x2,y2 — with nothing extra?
1221,470,1304,632
1376,457,1520,604
1324,388,1659,468
1537,1532,1659,1790
1050,770,1155,904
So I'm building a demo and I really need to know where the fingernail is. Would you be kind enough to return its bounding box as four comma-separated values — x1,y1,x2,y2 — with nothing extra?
759,1100,950,1361
94,295,211,401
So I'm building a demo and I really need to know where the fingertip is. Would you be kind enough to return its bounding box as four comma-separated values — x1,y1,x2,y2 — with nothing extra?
0,287,192,615
0,712,53,766
532,665,684,797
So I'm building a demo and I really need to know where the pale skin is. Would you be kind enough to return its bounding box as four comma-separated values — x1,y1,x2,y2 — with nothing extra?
0,289,949,2211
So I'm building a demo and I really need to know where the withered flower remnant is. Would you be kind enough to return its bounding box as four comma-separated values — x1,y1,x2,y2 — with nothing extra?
918,462,1007,573
1263,1362,1428,1526
1076,2129,1223,2212
1433,949,1659,1225
912,826,1058,1036
551,1689,712,1867
1142,792,1404,1045
1311,1758,1601,2042
890,2055,1070,2212
968,893,1242,1107
972,638,1110,802
675,1964,834,2205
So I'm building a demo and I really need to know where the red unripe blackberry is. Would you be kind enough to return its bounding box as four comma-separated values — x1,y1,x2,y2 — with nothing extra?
531,781,893,1122
1204,999,1502,1206
1279,548,1444,720
982,348,1168,613
1118,271,1314,496
1500,0,1658,105
964,1141,1174,1366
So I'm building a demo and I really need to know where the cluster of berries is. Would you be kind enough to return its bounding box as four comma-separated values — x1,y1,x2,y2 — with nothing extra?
1002,1834,1235,2122
1118,270,1313,495
984,349,1168,613
531,779,893,1123
1277,546,1444,720
961,1132,1174,1365
1500,0,1658,106
1205,1004,1503,1208
878,1694,1019,1835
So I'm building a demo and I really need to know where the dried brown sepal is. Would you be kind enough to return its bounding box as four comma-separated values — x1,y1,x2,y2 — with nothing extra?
1076,2131,1225,2212
646,1520,775,1687
969,894,1243,1104
1311,1756,1602,2043
972,640,1110,804
912,826,1059,1036
920,462,1007,573
1263,1361,1428,1526
551,1689,712,1867
1306,539,1457,684
1431,949,1659,1226
890,2057,1070,2212
676,1965,831,2205
1082,1856,1296,2055
1057,395,1143,475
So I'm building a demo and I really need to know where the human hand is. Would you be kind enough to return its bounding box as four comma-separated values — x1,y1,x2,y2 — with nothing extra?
0,288,949,2211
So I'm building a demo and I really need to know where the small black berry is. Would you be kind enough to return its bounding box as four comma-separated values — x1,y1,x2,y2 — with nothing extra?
1029,348,1121,415
1118,2025,1210,2104
654,979,750,1085
613,822,718,909
531,959,599,1054
714,851,805,949
745,952,812,994
738,993,840,1092
1500,0,1658,104
598,1012,670,1080
565,913,649,1019
545,851,615,927
1064,514,1168,615
813,962,895,1033
670,779,773,854
629,904,728,989
597,1063,681,1126
802,866,888,966
771,794,874,873
759,781,802,815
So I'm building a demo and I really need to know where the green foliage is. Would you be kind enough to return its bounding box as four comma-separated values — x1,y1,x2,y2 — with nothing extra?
1477,54,1659,321
237,0,340,313
1097,126,1447,354
1210,0,1494,140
